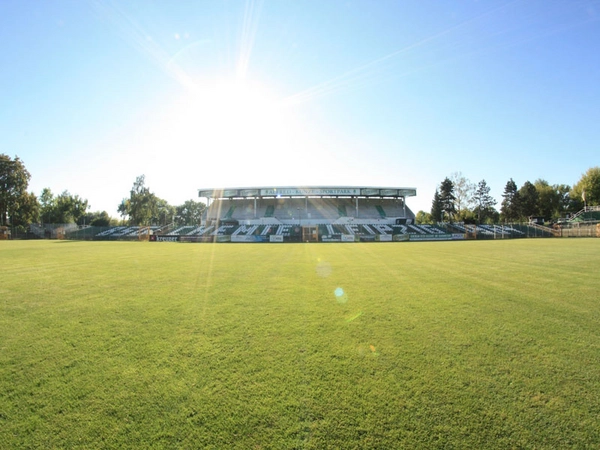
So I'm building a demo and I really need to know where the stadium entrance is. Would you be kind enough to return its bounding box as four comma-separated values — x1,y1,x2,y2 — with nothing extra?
302,225,319,242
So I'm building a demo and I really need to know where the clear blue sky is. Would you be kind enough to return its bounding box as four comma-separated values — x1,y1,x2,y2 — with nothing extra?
1,0,599,216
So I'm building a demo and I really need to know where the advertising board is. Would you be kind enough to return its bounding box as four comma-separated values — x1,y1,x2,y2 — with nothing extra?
232,235,269,242
408,234,454,241
239,189,260,197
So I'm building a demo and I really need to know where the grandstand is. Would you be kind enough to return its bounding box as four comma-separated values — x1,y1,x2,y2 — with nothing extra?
198,187,415,223
189,186,419,242
555,206,600,238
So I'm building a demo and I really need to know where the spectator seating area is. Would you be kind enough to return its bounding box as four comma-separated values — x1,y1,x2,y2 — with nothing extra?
204,197,410,223
61,221,545,242
66,226,163,240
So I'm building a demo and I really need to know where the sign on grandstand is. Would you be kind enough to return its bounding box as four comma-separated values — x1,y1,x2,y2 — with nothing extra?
261,188,360,196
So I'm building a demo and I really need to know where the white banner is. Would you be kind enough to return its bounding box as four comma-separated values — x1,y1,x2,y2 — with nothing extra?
360,188,379,196
261,188,360,196
239,189,259,196
269,235,284,242
231,235,256,242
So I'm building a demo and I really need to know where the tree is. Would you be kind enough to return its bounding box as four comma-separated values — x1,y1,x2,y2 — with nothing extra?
39,188,55,223
118,175,173,226
430,189,443,222
570,167,600,210
0,154,31,225
518,181,539,219
535,180,553,219
10,191,40,227
500,178,520,222
117,198,131,223
85,210,112,227
39,189,89,224
176,199,206,225
439,178,456,221
129,175,158,225
450,172,475,218
472,179,496,224
156,198,176,226
534,179,570,220
124,175,158,225
555,184,571,217
415,210,433,225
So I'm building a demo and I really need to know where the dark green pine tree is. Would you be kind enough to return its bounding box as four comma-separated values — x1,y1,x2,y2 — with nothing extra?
439,177,456,221
500,178,520,222
519,181,539,219
473,179,496,223
431,189,443,222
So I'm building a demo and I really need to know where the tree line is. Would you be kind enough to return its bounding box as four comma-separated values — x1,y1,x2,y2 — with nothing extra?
418,168,600,224
0,154,206,231
2,153,599,229
117,175,205,227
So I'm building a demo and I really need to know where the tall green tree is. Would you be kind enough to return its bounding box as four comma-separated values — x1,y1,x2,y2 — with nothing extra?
85,210,112,227
473,179,496,224
156,198,176,226
534,179,555,220
118,175,173,226
518,181,539,219
0,154,31,225
533,179,570,220
500,178,520,222
39,189,89,224
129,175,157,225
415,210,433,225
39,188,54,223
117,198,131,222
430,189,443,222
450,172,475,218
10,191,40,227
176,199,206,225
555,184,571,216
570,167,600,210
439,178,456,221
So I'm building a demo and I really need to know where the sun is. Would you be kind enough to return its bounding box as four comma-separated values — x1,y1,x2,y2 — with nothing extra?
152,79,297,162
130,75,330,190
199,80,282,137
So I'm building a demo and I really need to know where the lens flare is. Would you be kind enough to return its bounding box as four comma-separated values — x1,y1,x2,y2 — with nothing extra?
334,287,348,304
345,311,362,322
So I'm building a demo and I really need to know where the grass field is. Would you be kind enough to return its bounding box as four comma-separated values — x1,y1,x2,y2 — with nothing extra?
2,239,600,449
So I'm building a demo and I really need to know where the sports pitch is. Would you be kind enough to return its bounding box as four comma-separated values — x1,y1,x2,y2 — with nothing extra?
2,239,600,448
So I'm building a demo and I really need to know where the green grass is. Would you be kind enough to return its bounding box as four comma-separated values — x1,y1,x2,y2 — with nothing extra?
2,239,600,449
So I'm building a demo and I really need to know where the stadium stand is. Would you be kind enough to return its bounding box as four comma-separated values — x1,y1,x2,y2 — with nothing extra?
568,206,600,223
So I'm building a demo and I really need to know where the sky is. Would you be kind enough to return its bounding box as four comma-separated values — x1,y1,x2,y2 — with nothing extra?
1,0,599,217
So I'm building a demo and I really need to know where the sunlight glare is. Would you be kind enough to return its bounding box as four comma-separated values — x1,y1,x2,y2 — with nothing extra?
169,80,293,160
